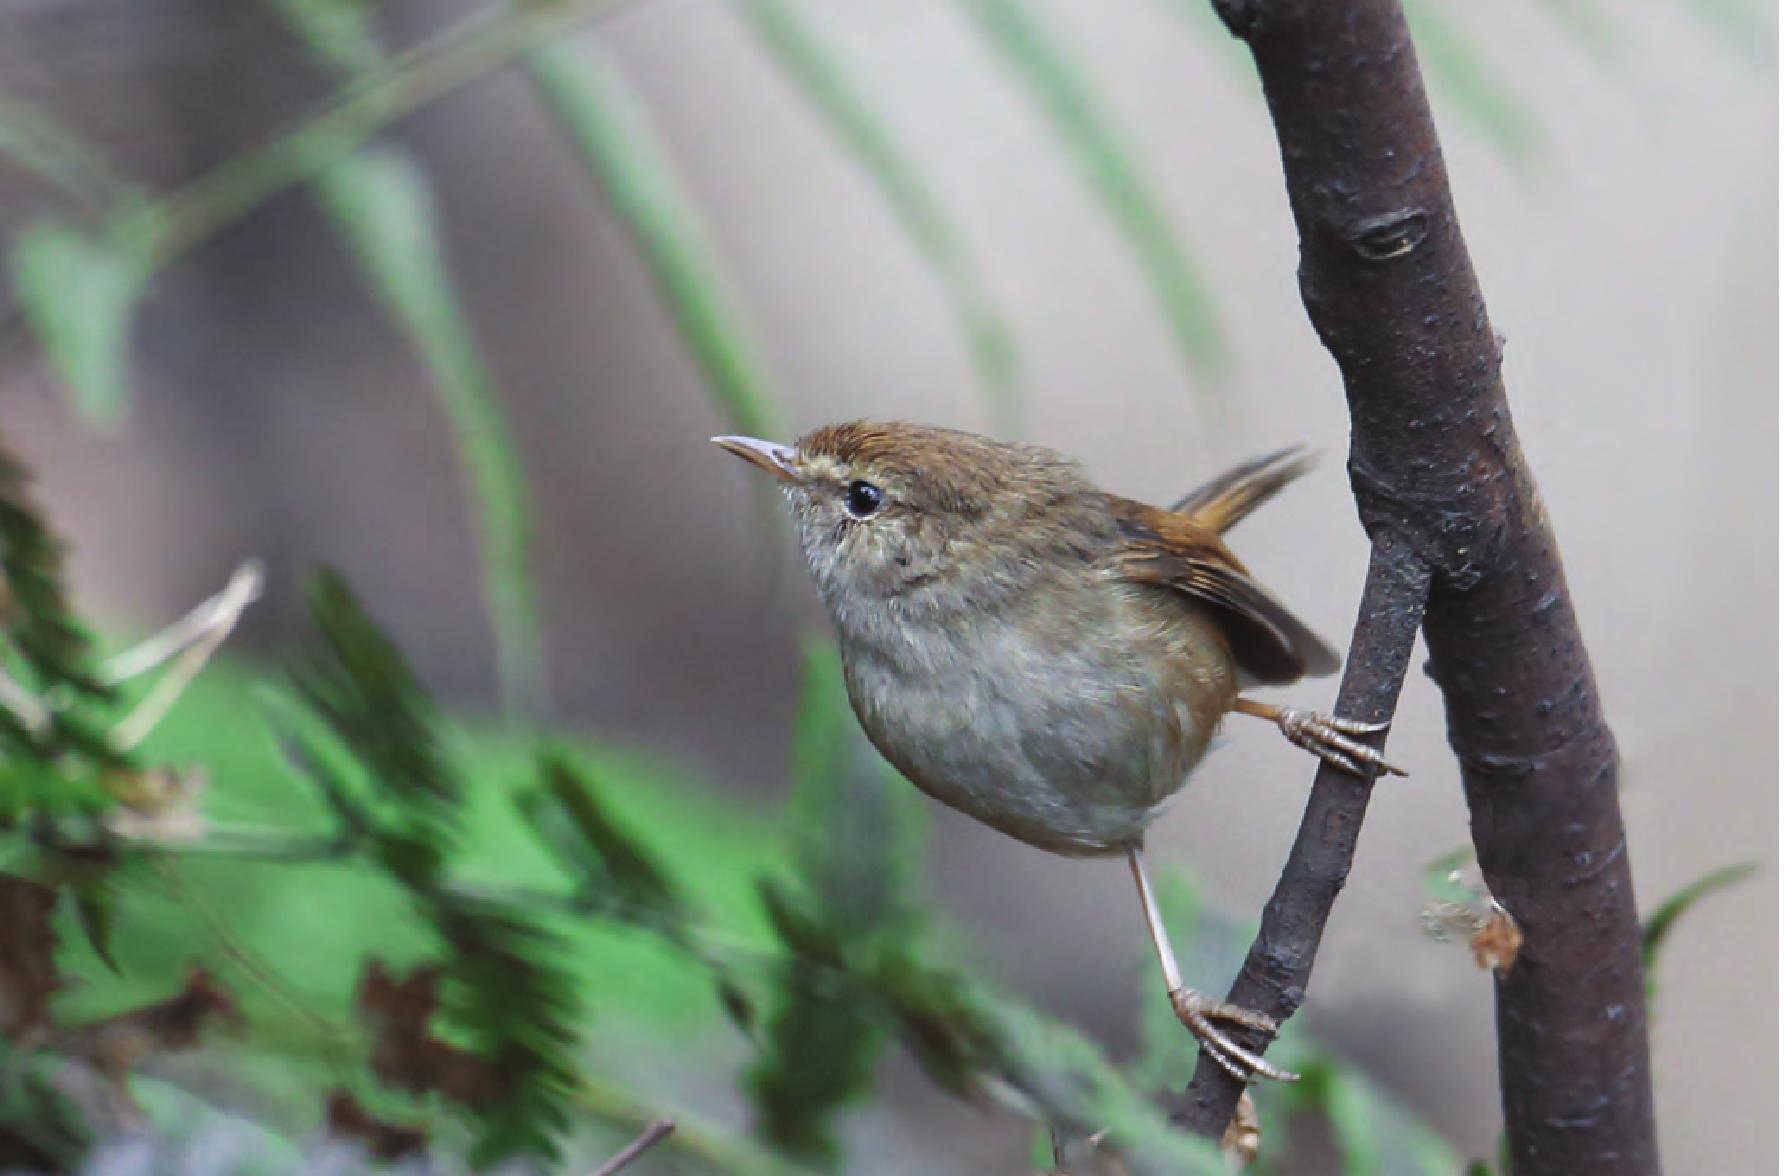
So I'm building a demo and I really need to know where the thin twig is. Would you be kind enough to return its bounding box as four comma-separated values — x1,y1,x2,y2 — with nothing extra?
590,1117,675,1176
574,1080,807,1176
149,859,359,1075
101,561,264,684
0,0,634,370
109,561,263,751
1175,538,1429,1131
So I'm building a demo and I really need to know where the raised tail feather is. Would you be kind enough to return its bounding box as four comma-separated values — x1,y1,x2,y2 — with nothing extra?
1169,446,1316,534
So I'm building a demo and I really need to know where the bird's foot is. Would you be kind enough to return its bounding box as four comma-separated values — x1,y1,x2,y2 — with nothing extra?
1274,707,1405,778
1169,987,1299,1083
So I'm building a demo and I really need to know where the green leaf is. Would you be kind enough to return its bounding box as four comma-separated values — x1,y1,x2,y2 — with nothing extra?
1420,845,1479,907
746,640,925,1163
529,43,783,439
1671,0,1777,67
0,446,104,700
10,222,149,429
1641,862,1757,994
0,1050,95,1169
955,0,1228,384
432,893,584,1167
262,0,384,76
786,638,924,938
1289,1056,1462,1176
872,950,1226,1175
748,881,886,1165
72,882,120,974
523,752,690,938
997,1002,1229,1176
313,149,545,720
0,101,129,212
1529,0,1624,67
732,0,1022,432
297,570,461,882
0,441,122,777
1402,0,1543,163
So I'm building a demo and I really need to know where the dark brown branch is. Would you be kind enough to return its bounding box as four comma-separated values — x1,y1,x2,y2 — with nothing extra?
1179,1,1657,1171
1176,537,1427,1124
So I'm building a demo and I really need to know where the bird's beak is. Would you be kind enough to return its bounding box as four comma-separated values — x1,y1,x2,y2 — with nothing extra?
712,435,799,483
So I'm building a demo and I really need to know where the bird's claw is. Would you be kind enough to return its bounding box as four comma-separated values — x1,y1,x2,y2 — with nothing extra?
1169,988,1300,1083
1277,707,1405,778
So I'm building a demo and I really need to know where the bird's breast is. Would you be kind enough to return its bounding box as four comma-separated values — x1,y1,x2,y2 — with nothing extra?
833,583,1235,855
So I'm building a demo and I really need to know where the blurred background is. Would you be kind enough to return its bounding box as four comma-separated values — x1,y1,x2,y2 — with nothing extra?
0,0,1775,1171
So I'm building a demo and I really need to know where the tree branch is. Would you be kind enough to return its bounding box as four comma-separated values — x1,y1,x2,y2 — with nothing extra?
1177,2,1657,1171
1176,537,1427,1124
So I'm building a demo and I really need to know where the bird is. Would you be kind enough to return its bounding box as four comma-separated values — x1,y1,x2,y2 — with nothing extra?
713,421,1400,1082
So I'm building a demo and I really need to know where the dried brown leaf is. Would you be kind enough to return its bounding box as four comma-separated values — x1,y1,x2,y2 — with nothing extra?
1221,1090,1260,1166
0,874,60,1044
326,1089,429,1162
1470,906,1524,976
62,967,242,1086
355,959,502,1108
101,766,208,843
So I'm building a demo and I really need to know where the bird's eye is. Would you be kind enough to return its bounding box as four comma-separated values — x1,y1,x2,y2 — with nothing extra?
843,480,883,519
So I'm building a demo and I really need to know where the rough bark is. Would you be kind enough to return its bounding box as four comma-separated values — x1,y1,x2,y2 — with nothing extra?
1174,2,1658,1172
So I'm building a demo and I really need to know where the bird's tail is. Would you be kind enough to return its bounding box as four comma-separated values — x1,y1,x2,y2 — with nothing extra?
1168,446,1316,534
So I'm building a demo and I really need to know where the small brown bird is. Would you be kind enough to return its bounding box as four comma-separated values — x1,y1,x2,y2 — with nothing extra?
715,421,1399,1082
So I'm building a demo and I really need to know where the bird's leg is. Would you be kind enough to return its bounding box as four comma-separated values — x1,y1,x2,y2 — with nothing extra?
1233,697,1405,778
1126,846,1298,1083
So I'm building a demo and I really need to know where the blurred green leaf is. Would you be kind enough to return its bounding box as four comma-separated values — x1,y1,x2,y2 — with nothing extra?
1641,861,1757,996
1313,1059,1385,1176
1421,845,1479,907
1672,0,1777,67
873,949,1227,1175
9,222,150,429
529,42,783,439
786,638,924,937
523,752,691,938
1291,1056,1460,1176
72,881,120,974
0,101,129,212
296,575,581,1162
297,569,463,882
0,444,110,707
1402,0,1543,162
0,443,125,798
749,881,887,1165
747,640,924,1164
432,893,583,1166
263,0,384,75
1530,0,1623,66
313,151,546,719
733,0,1022,432
997,1002,1228,1175
956,0,1228,384
0,1051,94,1170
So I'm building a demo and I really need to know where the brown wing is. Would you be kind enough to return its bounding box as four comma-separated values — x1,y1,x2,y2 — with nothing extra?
1104,495,1340,685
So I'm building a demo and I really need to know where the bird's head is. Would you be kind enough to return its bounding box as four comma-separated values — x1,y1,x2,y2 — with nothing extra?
713,420,1099,616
